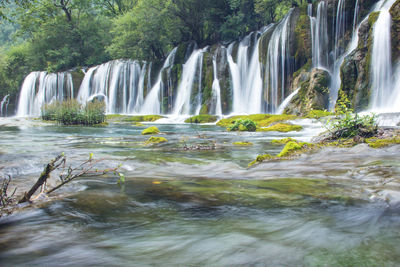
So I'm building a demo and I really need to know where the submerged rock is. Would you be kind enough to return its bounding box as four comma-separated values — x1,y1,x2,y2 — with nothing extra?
145,136,168,145
233,141,253,146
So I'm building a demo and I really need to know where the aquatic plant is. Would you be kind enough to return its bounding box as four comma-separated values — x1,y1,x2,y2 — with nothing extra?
145,136,168,145
233,141,253,146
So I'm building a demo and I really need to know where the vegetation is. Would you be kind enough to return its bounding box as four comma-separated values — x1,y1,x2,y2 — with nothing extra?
41,99,105,125
0,0,303,104
228,119,257,131
106,114,164,123
185,114,218,124
142,126,160,135
366,136,400,148
328,91,378,139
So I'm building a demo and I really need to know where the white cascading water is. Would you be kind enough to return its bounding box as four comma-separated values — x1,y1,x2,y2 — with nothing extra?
78,60,146,114
277,88,299,114
265,10,293,113
1,94,10,117
211,53,222,116
140,48,177,114
334,0,346,60
172,48,205,115
389,64,400,111
17,71,74,117
370,0,397,111
309,1,329,69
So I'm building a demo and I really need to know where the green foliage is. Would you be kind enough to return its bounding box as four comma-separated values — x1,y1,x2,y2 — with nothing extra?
306,110,333,119
228,119,257,132
41,99,106,125
328,91,378,138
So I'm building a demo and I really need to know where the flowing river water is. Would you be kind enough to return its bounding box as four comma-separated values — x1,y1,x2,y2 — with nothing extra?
0,117,400,266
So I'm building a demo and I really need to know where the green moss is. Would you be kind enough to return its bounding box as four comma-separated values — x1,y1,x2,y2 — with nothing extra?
217,114,298,128
106,114,164,122
233,141,253,146
277,141,304,157
134,122,145,127
142,126,160,135
145,136,168,145
366,137,400,148
184,114,218,124
228,119,257,132
271,137,298,144
258,123,303,132
306,110,333,119
248,154,273,167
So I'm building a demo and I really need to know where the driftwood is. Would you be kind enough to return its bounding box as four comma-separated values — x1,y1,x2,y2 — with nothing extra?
18,153,121,204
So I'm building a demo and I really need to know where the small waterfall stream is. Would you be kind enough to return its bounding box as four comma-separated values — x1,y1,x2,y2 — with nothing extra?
309,1,329,69
140,48,177,114
172,48,205,115
265,10,293,113
1,94,10,117
370,0,397,111
211,53,222,116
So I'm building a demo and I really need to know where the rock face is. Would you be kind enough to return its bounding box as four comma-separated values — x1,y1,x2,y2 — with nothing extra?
285,68,330,115
338,12,378,111
390,0,400,63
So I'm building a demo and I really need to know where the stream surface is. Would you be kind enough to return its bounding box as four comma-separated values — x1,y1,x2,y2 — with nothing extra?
0,117,400,266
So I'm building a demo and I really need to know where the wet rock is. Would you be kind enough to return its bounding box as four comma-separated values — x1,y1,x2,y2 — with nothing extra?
142,126,160,135
285,68,330,115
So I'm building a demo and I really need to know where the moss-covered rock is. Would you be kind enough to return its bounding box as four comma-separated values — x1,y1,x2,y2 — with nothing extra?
306,109,333,119
271,137,298,144
145,136,168,145
185,114,217,124
248,154,273,167
285,68,330,115
366,136,400,148
277,141,304,157
228,119,257,132
106,115,164,123
217,114,298,128
142,126,160,135
258,123,303,133
233,141,253,146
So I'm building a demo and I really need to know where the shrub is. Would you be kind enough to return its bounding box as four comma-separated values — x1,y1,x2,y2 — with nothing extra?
328,91,377,138
228,119,257,132
41,99,105,125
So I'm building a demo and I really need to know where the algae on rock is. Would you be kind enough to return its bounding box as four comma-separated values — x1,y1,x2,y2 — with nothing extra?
142,126,160,135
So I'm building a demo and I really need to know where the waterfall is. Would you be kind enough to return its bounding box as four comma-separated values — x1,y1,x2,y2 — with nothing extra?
389,64,400,112
307,3,312,16
77,60,147,114
211,53,222,116
277,88,299,114
334,0,346,60
265,10,293,114
1,94,10,117
140,48,177,114
17,71,74,117
353,0,359,33
310,1,329,69
370,0,396,111
172,48,205,115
